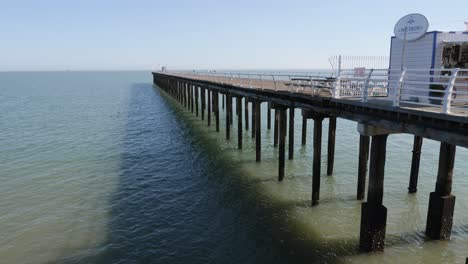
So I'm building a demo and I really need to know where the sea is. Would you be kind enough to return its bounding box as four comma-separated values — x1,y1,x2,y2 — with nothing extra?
0,71,467,264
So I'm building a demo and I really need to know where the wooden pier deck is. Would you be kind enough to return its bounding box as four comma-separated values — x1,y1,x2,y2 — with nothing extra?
152,71,467,252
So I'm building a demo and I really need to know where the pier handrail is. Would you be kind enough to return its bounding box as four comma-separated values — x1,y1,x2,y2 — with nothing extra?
163,68,468,116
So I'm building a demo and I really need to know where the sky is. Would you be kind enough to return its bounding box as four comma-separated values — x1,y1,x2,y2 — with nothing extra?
1,0,467,71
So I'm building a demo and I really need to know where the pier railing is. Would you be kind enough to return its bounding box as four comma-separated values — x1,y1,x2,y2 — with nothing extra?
335,68,468,114
168,68,468,115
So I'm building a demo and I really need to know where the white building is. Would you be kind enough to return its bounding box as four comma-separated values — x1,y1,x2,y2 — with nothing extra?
389,31,468,70
388,31,468,102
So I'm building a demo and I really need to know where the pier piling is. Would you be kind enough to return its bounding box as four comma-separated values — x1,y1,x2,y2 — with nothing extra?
229,95,233,125
215,92,220,132
195,86,199,116
278,108,287,181
252,102,256,138
302,116,307,146
226,94,231,140
245,98,249,131
327,117,336,176
408,136,423,193
267,102,271,129
201,88,205,120
359,133,389,251
207,89,211,126
426,142,456,240
289,108,295,160
256,101,261,162
312,115,324,206
274,110,279,147
357,135,370,200
237,97,243,149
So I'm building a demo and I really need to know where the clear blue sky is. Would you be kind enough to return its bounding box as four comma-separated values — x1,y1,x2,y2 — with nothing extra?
1,0,467,71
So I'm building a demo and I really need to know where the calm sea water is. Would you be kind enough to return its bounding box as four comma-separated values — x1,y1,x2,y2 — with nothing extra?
1,72,467,264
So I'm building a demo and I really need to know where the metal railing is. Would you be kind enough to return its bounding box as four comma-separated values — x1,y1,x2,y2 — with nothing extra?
334,68,468,114
163,68,468,115
172,70,336,95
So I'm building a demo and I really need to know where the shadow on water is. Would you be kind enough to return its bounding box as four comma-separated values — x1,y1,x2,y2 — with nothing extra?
52,82,418,264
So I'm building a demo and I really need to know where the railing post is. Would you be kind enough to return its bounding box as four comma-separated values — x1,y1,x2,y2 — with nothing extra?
393,69,406,107
442,68,459,114
362,69,374,102
272,75,277,91
333,73,342,99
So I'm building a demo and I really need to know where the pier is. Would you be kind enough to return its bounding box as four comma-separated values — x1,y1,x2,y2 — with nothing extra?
152,70,468,252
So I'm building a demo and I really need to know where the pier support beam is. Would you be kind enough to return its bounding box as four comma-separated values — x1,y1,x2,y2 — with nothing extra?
195,86,199,116
357,135,370,200
426,142,456,240
186,83,189,109
207,89,211,126
222,94,225,109
408,136,423,193
201,88,205,120
252,101,256,138
184,83,187,108
190,84,194,113
226,94,231,140
359,133,389,252
302,116,307,146
255,101,261,162
312,115,324,206
274,109,279,147
327,117,336,176
215,92,220,132
237,96,243,149
267,102,271,129
229,95,233,125
289,108,295,160
278,108,287,181
245,98,249,131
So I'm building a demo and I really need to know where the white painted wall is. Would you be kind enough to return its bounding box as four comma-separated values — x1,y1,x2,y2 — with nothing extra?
389,32,435,71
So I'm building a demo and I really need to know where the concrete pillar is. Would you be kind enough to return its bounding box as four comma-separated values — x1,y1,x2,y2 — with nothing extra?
237,97,242,149
426,142,456,240
252,101,256,138
229,95,233,125
408,136,423,193
312,116,324,206
278,108,287,181
267,102,271,129
207,89,211,126
274,109,279,147
301,116,307,146
245,98,249,131
190,84,194,113
201,88,205,120
256,101,261,162
327,117,337,176
359,134,389,252
215,92,220,132
357,135,370,200
195,86,199,117
288,108,295,160
225,94,231,140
